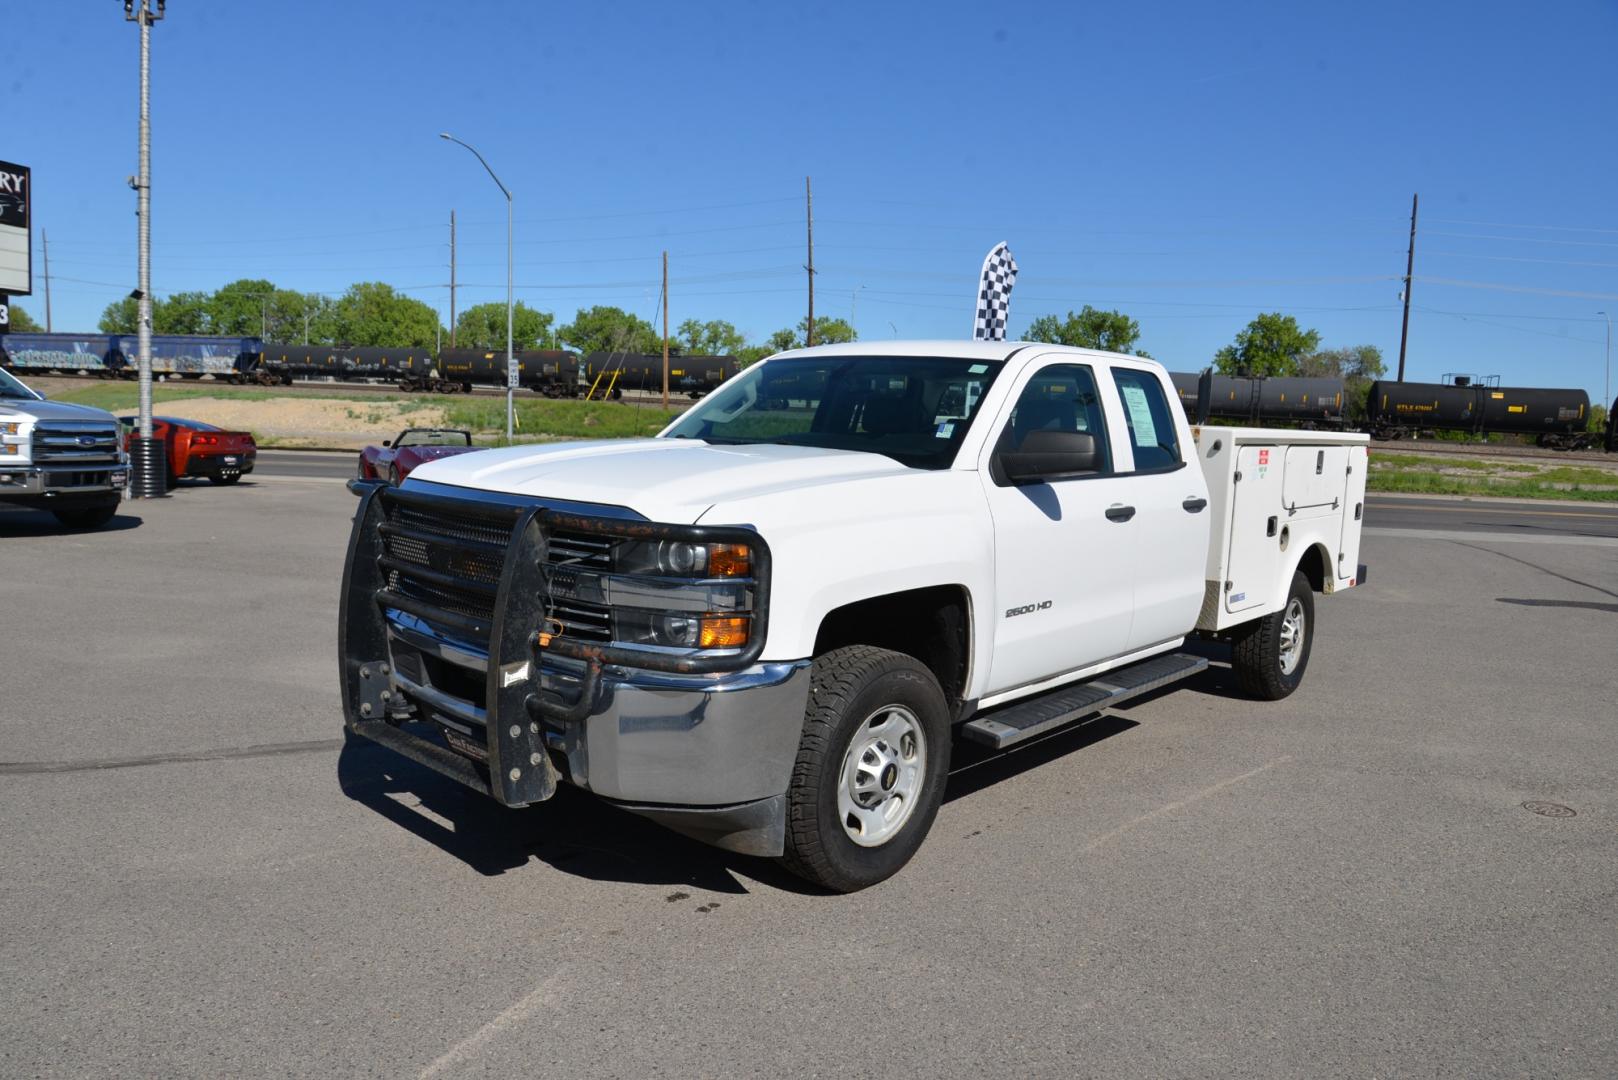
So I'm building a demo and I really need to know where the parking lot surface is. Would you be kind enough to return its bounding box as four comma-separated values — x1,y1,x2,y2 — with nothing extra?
3,473,1615,1078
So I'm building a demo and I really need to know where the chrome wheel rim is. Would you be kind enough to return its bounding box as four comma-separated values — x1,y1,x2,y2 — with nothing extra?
837,705,927,847
1278,597,1306,675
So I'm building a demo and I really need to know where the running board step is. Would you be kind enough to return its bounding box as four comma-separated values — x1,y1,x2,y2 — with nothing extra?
961,652,1209,750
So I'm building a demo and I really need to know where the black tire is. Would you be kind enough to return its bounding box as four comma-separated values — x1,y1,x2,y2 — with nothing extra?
779,646,951,893
209,473,241,485
52,503,118,530
1231,570,1315,701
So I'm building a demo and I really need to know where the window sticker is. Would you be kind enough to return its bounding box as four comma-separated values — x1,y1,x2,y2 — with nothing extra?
968,364,988,373
1120,383,1158,447
935,421,955,439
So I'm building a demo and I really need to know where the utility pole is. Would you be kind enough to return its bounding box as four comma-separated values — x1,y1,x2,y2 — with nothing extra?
661,250,670,410
441,133,514,441
1397,192,1418,382
805,176,815,347
41,230,53,332
448,209,456,348
1598,310,1611,409
126,0,166,499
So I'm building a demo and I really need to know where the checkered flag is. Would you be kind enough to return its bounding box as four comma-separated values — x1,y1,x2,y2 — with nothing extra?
972,242,1018,341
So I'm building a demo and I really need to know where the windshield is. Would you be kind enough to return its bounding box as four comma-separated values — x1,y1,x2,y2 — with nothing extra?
663,355,1003,469
0,367,41,400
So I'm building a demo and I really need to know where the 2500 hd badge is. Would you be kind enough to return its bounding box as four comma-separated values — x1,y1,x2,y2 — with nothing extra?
1005,600,1053,618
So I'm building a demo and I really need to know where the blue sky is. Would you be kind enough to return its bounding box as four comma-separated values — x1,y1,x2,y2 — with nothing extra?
6,1,1617,400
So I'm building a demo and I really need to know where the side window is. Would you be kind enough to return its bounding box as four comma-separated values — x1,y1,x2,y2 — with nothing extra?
1002,364,1111,475
1111,368,1181,471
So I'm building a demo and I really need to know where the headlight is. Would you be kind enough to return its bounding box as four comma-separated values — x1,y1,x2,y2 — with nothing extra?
613,610,751,650
0,422,20,436
0,443,18,456
614,539,751,578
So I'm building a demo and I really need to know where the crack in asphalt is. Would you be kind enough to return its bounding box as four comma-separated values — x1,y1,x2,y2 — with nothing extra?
0,738,346,775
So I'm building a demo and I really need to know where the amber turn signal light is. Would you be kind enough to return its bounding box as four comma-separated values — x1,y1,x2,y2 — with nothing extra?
698,616,749,649
706,544,751,578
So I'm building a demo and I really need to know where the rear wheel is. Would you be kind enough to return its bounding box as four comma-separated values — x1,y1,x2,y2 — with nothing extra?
1231,570,1315,700
52,503,118,530
779,646,951,892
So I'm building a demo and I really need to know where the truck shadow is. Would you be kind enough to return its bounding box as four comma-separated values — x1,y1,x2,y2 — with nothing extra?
0,507,144,535
335,734,808,895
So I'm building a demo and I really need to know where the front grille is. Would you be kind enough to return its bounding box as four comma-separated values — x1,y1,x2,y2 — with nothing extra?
378,498,615,645
33,423,121,464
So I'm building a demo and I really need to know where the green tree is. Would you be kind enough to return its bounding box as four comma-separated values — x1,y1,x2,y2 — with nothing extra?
6,303,41,332
798,316,857,346
1024,306,1147,355
766,328,799,353
208,278,278,336
676,318,746,356
97,296,138,333
735,344,774,367
1213,313,1321,377
558,306,660,354
328,281,441,347
454,302,557,351
96,292,214,335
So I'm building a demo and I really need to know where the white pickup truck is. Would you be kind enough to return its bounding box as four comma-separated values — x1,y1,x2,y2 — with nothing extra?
0,366,128,528
341,342,1366,891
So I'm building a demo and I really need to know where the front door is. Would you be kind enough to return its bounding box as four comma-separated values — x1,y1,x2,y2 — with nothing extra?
980,362,1137,695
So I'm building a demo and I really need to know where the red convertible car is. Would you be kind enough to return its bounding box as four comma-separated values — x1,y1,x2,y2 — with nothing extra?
120,415,257,485
358,428,479,484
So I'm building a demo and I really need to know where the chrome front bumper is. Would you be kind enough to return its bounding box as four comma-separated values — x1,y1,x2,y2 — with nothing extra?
0,463,127,496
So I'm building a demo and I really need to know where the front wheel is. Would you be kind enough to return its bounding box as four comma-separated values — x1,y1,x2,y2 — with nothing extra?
779,646,951,892
1230,570,1315,700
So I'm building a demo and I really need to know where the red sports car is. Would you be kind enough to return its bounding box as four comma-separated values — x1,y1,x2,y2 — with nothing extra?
358,427,479,485
120,415,257,485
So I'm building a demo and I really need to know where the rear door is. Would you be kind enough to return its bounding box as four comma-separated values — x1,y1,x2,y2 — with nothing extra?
1108,366,1211,651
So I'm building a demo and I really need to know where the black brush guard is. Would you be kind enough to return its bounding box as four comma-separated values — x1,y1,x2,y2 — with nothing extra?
339,482,771,807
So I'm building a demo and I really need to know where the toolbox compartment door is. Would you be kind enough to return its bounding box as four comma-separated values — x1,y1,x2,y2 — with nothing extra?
1224,444,1282,615
1337,445,1368,583
1282,445,1349,516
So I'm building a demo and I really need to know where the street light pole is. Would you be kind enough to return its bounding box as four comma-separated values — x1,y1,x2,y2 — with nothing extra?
1599,310,1611,410
126,0,166,498
440,133,514,442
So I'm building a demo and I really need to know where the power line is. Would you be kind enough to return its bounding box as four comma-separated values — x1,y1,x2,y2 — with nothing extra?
1424,230,1618,250
1424,216,1618,236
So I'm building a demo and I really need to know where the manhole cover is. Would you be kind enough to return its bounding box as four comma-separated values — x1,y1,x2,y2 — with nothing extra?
1522,800,1576,818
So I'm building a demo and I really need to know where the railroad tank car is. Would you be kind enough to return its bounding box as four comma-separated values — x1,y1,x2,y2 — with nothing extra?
435,348,580,396
1607,396,1618,453
1166,372,1343,425
1367,380,1591,447
581,353,739,398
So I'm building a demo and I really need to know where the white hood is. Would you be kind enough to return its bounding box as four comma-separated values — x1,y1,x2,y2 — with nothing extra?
0,397,120,424
406,438,912,522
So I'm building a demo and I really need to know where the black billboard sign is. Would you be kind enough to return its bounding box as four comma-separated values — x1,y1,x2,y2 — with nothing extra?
0,159,31,296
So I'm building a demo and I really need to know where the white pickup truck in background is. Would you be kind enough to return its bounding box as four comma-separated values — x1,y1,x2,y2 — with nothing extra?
0,366,127,528
341,341,1367,891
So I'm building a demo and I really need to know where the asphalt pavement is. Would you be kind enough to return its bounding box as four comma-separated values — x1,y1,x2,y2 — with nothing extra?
2,466,1615,1078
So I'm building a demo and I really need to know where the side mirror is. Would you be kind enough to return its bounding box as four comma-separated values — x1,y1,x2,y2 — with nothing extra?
1001,429,1099,483
381,440,392,447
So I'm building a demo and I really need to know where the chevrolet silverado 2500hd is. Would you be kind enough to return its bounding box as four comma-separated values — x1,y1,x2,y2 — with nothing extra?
341,342,1367,891
0,367,127,528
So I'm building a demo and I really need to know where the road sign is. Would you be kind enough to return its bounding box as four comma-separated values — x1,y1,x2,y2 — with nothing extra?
508,358,519,389
0,160,31,297
0,295,10,332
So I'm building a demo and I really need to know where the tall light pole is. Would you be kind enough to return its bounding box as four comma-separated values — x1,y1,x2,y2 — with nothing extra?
1599,311,1611,410
126,0,166,498
440,133,514,441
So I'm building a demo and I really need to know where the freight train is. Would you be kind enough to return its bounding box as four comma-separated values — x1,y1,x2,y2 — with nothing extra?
1,333,740,400
1168,369,1603,451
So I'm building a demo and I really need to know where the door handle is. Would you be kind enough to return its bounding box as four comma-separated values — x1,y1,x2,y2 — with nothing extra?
1105,504,1136,523
1182,496,1208,513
